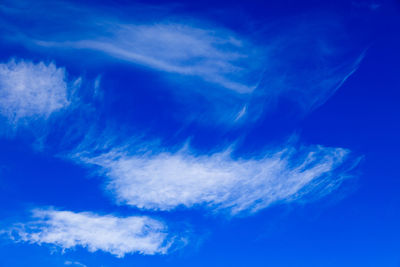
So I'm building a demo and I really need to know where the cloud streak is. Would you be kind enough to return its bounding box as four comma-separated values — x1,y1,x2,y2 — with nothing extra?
0,1,367,125
64,261,87,267
74,144,353,214
8,209,172,257
36,23,263,94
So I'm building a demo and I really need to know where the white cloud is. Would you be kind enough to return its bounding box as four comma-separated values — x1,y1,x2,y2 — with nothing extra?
37,22,263,94
0,59,72,123
76,145,352,214
31,18,364,124
0,2,367,124
64,261,87,267
10,209,171,257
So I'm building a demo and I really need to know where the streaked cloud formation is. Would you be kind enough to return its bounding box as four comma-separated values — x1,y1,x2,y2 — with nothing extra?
0,1,365,124
38,23,262,94
76,145,351,214
9,209,171,257
0,59,72,123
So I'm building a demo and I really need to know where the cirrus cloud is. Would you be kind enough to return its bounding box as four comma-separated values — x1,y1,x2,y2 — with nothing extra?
74,144,354,214
0,59,75,124
8,209,172,257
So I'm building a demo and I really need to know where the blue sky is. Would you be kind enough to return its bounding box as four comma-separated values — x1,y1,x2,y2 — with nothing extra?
0,0,399,266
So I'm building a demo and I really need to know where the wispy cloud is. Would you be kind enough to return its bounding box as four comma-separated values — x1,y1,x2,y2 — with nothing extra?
352,1,381,10
0,59,76,124
73,144,354,214
36,23,262,94
64,260,87,267
1,1,263,94
8,209,172,257
0,1,367,125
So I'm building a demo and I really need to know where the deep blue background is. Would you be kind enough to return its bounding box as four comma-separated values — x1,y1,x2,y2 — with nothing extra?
0,0,399,266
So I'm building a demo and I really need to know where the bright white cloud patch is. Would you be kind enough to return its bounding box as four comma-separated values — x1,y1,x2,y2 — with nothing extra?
77,145,351,214
0,59,71,123
10,209,171,257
